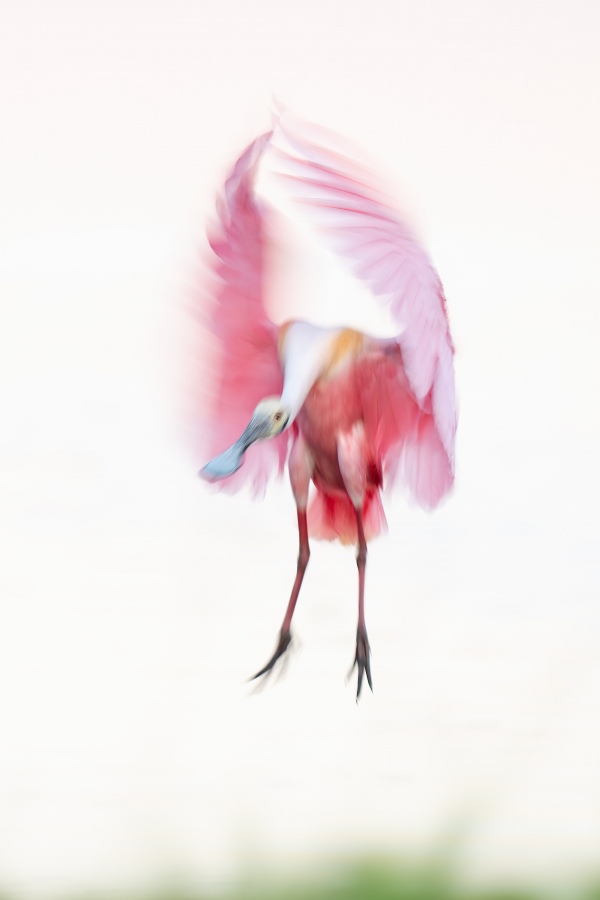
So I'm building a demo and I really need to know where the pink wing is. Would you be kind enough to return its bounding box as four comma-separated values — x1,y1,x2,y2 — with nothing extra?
272,115,456,507
193,132,290,497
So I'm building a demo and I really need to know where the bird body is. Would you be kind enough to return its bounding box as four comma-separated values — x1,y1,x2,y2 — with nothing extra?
279,320,397,544
195,113,457,697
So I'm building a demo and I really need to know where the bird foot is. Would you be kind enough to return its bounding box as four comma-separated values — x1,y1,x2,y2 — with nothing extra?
349,626,372,701
250,629,293,684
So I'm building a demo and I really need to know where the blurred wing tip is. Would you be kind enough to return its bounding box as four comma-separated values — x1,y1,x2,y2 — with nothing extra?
270,96,287,125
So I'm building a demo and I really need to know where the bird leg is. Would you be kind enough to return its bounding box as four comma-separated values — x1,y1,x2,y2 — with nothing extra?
251,507,310,682
349,508,372,700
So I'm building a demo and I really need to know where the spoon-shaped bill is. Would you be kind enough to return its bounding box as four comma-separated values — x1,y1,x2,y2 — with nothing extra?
199,410,275,482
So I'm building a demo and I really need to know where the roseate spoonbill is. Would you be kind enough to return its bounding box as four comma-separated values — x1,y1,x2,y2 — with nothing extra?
197,115,456,699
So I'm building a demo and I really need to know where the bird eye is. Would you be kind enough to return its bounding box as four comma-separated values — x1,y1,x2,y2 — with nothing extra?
274,412,282,422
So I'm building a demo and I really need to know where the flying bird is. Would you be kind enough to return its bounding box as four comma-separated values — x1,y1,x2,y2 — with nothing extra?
196,114,456,699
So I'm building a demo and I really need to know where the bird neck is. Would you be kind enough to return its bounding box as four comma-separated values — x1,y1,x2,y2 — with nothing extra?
278,321,343,424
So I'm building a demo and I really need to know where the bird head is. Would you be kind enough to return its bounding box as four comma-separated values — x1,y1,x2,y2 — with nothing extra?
251,397,290,438
199,397,289,482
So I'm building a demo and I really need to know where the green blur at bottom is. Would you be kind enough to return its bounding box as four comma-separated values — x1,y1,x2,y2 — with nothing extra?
52,859,600,900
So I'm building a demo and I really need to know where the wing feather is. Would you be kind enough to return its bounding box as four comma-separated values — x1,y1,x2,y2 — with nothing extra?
272,114,456,490
193,132,290,497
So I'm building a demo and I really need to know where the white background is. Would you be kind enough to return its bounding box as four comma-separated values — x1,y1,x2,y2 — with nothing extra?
1,1,599,895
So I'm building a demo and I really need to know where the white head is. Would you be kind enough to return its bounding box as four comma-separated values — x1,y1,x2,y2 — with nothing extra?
251,397,290,438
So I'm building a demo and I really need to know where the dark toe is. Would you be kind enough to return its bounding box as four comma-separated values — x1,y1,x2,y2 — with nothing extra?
250,630,292,682
349,628,373,700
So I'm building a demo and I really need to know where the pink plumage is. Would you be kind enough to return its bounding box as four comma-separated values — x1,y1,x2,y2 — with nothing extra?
194,112,457,698
272,115,456,497
199,131,290,497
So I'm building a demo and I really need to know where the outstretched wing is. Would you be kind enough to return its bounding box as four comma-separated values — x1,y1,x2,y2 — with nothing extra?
193,132,290,496
271,114,456,506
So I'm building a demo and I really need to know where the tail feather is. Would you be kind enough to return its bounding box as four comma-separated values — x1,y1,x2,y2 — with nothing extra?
308,489,387,545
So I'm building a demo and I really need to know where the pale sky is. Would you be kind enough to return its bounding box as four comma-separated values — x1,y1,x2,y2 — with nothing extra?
1,2,600,896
